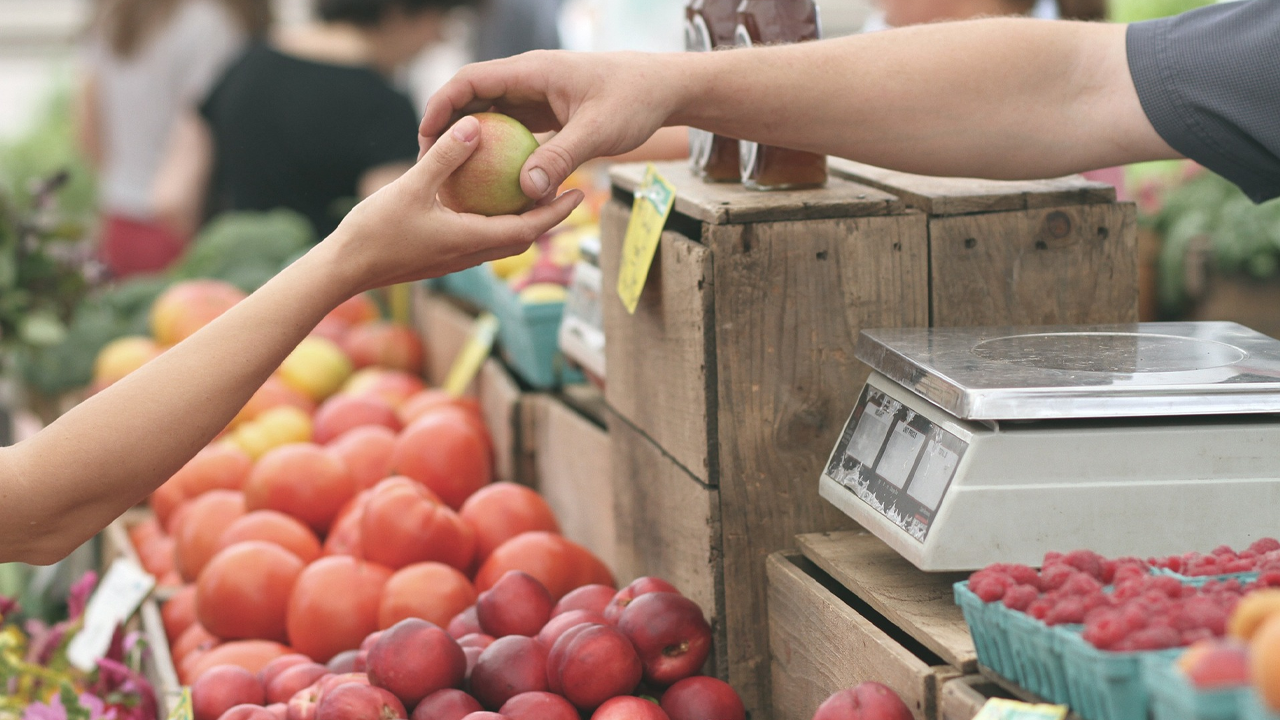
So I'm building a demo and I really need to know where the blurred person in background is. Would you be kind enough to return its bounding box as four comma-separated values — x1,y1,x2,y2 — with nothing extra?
862,0,1105,30
154,0,472,241
475,0,563,62
77,0,272,279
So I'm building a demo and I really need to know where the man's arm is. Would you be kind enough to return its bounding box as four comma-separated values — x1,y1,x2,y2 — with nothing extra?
421,18,1178,200
0,117,583,565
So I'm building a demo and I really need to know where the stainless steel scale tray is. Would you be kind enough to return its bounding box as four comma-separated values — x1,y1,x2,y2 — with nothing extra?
856,322,1280,421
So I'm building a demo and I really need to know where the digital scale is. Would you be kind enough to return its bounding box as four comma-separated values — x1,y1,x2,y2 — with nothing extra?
819,322,1280,571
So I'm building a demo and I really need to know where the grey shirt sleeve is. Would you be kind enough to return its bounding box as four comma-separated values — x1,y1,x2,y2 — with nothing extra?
1127,0,1280,203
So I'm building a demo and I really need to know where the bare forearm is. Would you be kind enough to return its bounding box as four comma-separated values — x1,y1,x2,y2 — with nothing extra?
670,19,1176,178
0,241,357,563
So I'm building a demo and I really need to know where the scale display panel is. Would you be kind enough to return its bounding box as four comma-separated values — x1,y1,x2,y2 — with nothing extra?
824,384,969,543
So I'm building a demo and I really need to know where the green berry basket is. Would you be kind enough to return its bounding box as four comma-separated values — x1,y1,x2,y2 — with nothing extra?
1242,692,1280,720
1150,568,1260,589
1143,653,1247,720
955,582,1020,686
1058,627,1181,720
1006,610,1072,703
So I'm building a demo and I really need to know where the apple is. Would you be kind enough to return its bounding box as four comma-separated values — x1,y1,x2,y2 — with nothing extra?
458,633,496,650
659,676,744,720
327,651,359,674
218,706,277,720
367,618,467,707
547,623,642,711
477,571,554,638
553,585,617,617
499,691,579,720
604,578,681,625
267,663,329,705
259,654,313,690
1178,639,1251,688
411,689,483,720
813,683,913,720
469,636,549,710
449,607,483,639
438,113,540,217
315,682,406,720
617,593,711,686
460,714,510,720
590,696,670,720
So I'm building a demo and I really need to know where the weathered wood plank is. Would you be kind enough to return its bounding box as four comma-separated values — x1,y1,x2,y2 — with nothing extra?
601,200,716,483
610,161,901,225
768,553,957,720
476,358,523,485
141,599,183,714
797,531,977,673
940,676,1009,720
929,203,1139,326
609,413,724,675
412,287,475,390
532,395,617,571
829,158,1116,216
709,212,931,714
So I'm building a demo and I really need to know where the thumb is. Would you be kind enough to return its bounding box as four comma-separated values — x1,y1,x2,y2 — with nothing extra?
412,116,481,196
520,122,599,200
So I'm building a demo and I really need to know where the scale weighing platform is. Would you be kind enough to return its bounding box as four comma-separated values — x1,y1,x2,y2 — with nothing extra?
819,321,1280,571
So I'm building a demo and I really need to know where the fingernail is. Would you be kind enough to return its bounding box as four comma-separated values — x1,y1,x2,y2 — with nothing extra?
528,168,550,197
452,117,479,142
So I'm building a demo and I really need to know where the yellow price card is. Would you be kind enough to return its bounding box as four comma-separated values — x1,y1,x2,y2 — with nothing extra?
167,688,193,720
443,312,499,397
973,698,1069,720
616,164,676,315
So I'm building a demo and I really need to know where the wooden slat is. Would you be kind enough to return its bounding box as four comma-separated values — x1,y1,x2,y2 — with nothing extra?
797,531,977,673
412,287,476,390
829,158,1116,216
601,201,716,483
708,212,930,714
768,553,958,720
531,395,617,571
609,413,724,675
940,676,1009,720
476,358,523,485
141,598,184,713
609,161,901,225
929,204,1139,327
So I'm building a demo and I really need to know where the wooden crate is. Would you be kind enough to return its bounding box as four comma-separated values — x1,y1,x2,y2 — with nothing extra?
768,532,981,720
527,390,618,571
412,285,537,484
601,161,1137,717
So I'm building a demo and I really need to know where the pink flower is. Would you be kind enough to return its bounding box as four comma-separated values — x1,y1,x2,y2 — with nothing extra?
68,572,98,621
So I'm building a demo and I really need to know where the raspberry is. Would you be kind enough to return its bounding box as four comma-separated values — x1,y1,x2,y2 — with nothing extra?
1061,574,1104,597
1159,556,1184,573
1005,565,1042,590
1003,584,1040,612
972,574,1013,603
1250,538,1280,555
1126,625,1181,651
1040,564,1077,591
1042,551,1064,567
1082,591,1112,614
1181,628,1214,645
1225,559,1255,573
1113,579,1148,602
1046,598,1086,626
1112,564,1148,586
1120,603,1150,632
1175,597,1228,636
1027,598,1053,621
1211,545,1237,557
1256,571,1280,588
1064,550,1107,581
1083,612,1128,649
1150,576,1186,599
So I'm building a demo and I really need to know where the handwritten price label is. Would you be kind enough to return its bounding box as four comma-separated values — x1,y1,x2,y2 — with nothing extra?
616,165,676,315
973,699,1068,720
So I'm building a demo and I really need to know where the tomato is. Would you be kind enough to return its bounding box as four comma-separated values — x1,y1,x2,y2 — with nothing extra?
136,533,176,578
322,491,368,558
219,510,322,564
243,443,356,535
286,556,392,662
378,562,477,629
326,426,397,491
391,412,491,509
151,476,188,529
174,444,253,497
312,394,401,445
187,640,293,683
341,369,425,409
459,483,561,563
174,490,247,582
396,393,490,453
360,478,475,572
172,622,219,664
475,532,615,600
198,541,305,643
232,377,317,429
163,584,199,641
341,322,424,374
325,294,379,327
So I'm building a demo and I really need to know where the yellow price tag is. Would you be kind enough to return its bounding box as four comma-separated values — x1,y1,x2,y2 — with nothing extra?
616,164,676,315
168,687,193,720
973,698,1069,720
443,312,499,397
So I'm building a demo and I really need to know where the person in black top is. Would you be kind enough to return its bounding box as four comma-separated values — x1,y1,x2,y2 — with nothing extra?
154,0,472,239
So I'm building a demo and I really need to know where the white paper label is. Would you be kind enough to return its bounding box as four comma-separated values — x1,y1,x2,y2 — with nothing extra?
67,558,155,671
